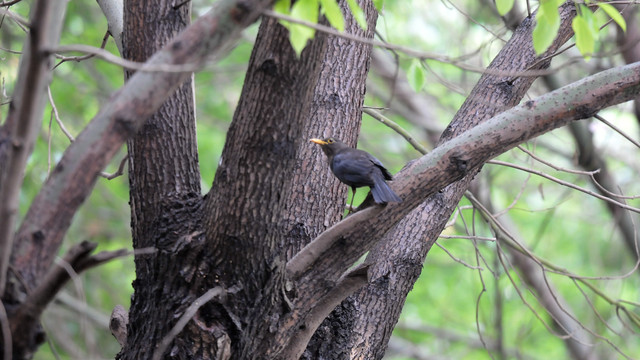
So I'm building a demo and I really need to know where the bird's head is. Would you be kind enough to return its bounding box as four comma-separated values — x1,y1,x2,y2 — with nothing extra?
310,137,348,157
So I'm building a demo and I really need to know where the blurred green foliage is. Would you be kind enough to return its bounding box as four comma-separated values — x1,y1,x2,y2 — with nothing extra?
1,0,639,359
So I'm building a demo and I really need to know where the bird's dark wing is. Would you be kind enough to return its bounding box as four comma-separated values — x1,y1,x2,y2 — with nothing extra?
366,153,393,180
331,151,376,187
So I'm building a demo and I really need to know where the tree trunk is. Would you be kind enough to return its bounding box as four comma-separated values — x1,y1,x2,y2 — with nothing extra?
119,0,203,358
201,0,378,357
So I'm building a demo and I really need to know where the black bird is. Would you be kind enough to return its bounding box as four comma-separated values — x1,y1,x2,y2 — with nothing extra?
310,137,401,211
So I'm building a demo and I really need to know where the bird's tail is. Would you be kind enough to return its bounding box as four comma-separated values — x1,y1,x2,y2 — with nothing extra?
371,175,402,204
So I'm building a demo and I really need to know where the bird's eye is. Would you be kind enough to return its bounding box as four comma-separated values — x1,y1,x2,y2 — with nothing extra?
327,138,334,143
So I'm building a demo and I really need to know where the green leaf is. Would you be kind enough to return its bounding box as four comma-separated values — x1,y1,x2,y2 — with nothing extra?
372,0,384,12
319,0,345,32
532,0,561,55
407,59,426,92
289,0,319,57
572,13,595,59
273,0,291,15
495,0,514,16
345,0,367,30
598,2,626,32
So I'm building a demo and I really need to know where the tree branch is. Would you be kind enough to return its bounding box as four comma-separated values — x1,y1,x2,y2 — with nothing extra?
281,265,369,359
96,0,124,53
0,0,67,297
152,287,224,360
9,241,127,349
6,0,274,299
288,60,640,299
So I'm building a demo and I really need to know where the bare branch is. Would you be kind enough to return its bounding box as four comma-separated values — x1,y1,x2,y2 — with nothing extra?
53,30,110,70
288,61,640,285
0,0,23,7
595,113,640,149
517,145,601,175
0,0,67,297
488,160,640,214
438,234,496,242
100,155,128,180
262,8,581,77
281,265,369,359
0,7,28,29
434,241,485,269
8,0,274,298
96,0,123,53
363,107,429,153
47,44,202,72
47,86,74,142
152,287,225,360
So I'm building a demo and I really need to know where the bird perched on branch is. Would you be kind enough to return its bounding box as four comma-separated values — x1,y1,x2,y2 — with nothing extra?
310,137,402,212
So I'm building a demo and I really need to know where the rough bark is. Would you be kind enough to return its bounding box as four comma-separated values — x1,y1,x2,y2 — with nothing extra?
200,0,378,357
119,0,203,359
1,0,274,358
370,9,603,360
304,5,578,358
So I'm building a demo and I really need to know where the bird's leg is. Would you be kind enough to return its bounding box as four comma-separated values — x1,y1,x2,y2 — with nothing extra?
347,187,357,215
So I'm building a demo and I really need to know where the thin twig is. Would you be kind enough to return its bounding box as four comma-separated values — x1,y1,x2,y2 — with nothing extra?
466,191,640,281
0,0,23,7
571,278,622,336
152,287,224,360
517,145,601,175
595,113,640,149
46,44,202,72
262,9,568,77
53,30,110,70
55,255,93,354
0,7,28,29
100,155,128,180
493,240,569,338
0,45,21,54
492,169,531,218
47,86,74,142
434,241,484,270
438,234,496,242
589,177,640,200
488,160,640,214
362,108,430,153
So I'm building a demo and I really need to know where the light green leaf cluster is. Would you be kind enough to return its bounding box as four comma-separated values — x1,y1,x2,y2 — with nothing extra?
532,0,627,58
572,4,598,60
598,2,626,32
273,0,367,57
532,0,563,55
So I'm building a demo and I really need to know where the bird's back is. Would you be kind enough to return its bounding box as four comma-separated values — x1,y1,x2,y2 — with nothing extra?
330,149,378,188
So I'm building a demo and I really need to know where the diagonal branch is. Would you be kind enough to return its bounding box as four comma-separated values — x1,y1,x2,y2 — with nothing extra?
288,61,640,290
281,265,369,359
9,241,127,348
0,0,67,297
152,287,225,360
6,0,274,300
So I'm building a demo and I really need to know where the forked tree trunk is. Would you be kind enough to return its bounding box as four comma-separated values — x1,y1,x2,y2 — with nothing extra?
119,0,203,358
120,0,379,358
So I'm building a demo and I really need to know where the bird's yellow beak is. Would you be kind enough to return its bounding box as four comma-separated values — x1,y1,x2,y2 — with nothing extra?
309,138,327,145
